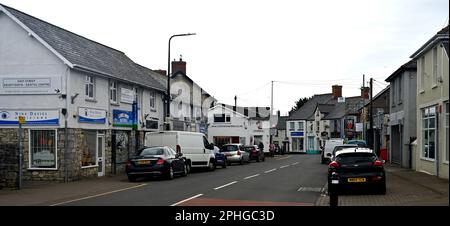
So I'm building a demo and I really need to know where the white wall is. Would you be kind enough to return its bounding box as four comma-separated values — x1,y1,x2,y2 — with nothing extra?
0,12,67,128
207,106,250,144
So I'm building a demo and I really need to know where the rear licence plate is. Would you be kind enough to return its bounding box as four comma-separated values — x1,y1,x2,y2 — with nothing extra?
348,178,366,183
138,160,151,165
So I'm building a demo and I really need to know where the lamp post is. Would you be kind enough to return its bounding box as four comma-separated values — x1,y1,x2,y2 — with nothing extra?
166,33,196,130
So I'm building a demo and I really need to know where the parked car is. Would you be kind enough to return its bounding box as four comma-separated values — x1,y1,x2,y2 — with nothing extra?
145,131,216,172
346,139,368,147
213,146,227,168
126,146,188,182
328,148,386,195
243,145,265,162
220,144,250,165
331,144,359,161
321,138,344,164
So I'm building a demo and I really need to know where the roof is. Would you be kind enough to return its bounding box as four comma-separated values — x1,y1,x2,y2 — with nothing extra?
411,25,449,59
322,96,367,120
287,94,333,120
317,104,335,114
171,71,216,100
276,116,288,130
385,60,417,82
0,4,165,92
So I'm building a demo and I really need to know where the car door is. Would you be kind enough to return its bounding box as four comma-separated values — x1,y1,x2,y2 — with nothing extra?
167,147,182,172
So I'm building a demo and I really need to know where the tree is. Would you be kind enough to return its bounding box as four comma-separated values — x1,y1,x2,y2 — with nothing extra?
289,96,312,115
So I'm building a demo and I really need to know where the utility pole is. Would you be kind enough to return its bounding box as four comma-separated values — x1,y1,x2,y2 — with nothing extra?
362,74,365,141
369,78,374,153
270,81,274,147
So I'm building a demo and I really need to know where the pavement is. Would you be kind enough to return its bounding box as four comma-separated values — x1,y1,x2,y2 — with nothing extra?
315,163,449,206
0,156,448,206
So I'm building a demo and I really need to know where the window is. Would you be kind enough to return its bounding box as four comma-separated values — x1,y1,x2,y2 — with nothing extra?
422,106,437,160
420,56,425,92
391,80,396,106
149,90,156,109
213,114,230,123
446,102,449,162
298,122,304,132
432,47,438,87
85,75,95,99
110,81,118,103
289,122,295,131
82,130,97,167
29,130,57,169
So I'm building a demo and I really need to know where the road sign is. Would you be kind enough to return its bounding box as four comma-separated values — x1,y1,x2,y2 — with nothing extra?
18,116,26,125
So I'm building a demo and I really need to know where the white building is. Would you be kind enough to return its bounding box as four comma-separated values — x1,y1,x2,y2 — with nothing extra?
0,4,166,185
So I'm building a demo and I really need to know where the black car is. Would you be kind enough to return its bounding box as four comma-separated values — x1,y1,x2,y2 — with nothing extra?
328,148,386,195
243,145,265,162
126,146,188,182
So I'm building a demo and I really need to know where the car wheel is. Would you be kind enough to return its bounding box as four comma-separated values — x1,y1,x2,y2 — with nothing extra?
167,166,174,180
209,159,216,171
262,156,265,162
240,158,244,165
222,162,227,168
127,175,136,182
181,164,188,177
256,155,260,162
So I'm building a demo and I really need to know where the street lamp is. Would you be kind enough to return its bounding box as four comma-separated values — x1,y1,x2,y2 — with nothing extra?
166,33,196,130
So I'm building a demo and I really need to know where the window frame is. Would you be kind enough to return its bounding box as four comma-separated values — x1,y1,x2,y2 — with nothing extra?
297,121,304,132
28,129,58,170
289,122,295,131
110,80,118,104
85,75,95,100
421,106,437,161
149,90,156,110
81,130,99,169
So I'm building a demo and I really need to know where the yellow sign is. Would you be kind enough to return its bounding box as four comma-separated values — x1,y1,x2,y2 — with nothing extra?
18,116,26,125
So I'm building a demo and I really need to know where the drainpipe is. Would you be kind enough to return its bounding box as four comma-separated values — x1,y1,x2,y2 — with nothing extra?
64,67,70,182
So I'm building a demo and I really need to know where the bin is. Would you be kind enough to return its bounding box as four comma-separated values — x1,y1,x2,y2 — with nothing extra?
380,148,388,161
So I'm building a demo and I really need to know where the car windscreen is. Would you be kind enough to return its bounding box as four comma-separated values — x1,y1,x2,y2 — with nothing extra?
348,141,367,147
335,153,376,164
220,145,238,152
139,147,164,156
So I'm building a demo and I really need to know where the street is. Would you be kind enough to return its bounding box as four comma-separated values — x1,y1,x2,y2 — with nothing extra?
55,154,328,206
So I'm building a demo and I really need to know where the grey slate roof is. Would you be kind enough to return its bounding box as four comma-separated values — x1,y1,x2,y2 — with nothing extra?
2,4,165,92
385,60,417,82
287,94,333,120
323,96,367,120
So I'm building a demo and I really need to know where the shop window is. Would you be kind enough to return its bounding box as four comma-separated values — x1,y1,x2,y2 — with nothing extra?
422,106,437,160
29,130,57,169
81,130,97,167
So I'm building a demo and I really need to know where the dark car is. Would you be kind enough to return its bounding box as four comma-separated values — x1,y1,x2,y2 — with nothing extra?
243,145,265,162
213,146,227,168
126,146,188,182
328,148,386,195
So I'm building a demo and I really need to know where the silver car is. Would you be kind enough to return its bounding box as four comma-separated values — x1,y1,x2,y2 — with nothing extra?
220,144,250,165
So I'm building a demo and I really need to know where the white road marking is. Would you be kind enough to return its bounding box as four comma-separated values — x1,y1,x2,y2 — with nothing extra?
297,187,323,192
170,193,203,206
244,174,260,180
50,183,148,206
264,168,277,173
291,162,299,166
214,181,238,190
280,165,290,169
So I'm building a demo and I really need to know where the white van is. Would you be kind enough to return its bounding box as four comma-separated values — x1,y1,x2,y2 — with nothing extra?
145,131,216,171
321,138,344,164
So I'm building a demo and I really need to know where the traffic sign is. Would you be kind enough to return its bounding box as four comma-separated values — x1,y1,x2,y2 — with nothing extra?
18,116,26,125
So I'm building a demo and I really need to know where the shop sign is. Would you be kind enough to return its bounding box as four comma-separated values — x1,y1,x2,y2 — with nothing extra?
120,88,135,104
290,131,304,137
0,110,59,126
78,107,106,124
113,109,134,128
0,76,62,94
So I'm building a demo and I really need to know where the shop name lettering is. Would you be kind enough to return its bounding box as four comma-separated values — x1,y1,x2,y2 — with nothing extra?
3,79,51,88
14,112,49,120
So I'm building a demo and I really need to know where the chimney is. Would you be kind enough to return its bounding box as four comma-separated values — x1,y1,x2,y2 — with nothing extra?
361,86,370,99
332,85,342,99
277,110,280,117
171,55,186,75
154,70,167,76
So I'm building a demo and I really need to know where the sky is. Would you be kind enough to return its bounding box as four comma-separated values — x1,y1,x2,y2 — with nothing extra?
1,0,448,115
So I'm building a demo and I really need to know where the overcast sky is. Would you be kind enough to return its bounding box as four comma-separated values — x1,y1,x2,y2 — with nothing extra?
1,0,448,115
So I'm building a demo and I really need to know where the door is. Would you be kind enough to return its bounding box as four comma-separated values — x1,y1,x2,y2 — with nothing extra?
97,133,105,177
308,136,315,150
